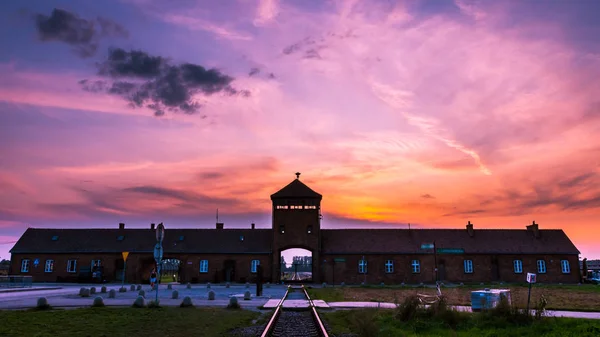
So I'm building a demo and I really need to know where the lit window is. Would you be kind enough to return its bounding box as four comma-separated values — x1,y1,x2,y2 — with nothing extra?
561,260,570,274
411,260,420,273
117,235,124,241
279,225,285,234
514,260,523,273
200,260,209,273
179,235,184,241
464,260,473,274
385,260,394,273
307,226,312,234
21,259,30,273
358,259,368,274
537,260,546,274
251,260,260,273
45,260,54,273
51,235,59,241
67,259,77,273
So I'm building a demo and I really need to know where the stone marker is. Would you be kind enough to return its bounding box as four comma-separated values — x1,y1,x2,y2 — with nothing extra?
92,296,105,307
180,296,194,308
119,287,127,293
207,282,211,289
167,284,172,290
79,288,86,296
108,289,116,298
246,282,250,289
172,290,179,299
226,282,230,288
208,290,216,300
136,285,142,291
132,296,146,308
228,296,240,309
36,297,50,310
244,291,251,300
322,282,327,288
187,283,192,289
80,288,90,297
90,287,96,295
130,285,135,291
101,286,107,293
138,290,145,297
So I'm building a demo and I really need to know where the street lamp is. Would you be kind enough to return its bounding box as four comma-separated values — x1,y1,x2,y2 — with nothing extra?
153,223,165,304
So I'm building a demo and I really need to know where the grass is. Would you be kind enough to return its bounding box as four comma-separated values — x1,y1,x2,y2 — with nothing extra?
323,308,600,337
0,307,259,337
308,283,600,311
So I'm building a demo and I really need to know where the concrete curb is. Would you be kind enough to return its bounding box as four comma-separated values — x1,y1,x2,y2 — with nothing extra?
0,287,62,294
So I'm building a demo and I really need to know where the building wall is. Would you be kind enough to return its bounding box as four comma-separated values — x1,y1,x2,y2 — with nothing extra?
321,253,581,285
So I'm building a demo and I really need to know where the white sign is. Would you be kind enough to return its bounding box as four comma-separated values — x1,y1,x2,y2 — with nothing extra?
527,272,537,283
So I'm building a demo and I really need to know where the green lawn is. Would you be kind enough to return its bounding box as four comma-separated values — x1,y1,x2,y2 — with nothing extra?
0,307,259,337
323,308,600,337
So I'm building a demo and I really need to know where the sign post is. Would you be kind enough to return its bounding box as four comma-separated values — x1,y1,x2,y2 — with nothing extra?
526,272,537,313
154,223,165,304
121,252,129,287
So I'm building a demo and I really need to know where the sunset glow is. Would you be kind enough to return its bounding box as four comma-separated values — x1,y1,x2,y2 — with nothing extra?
1,0,600,260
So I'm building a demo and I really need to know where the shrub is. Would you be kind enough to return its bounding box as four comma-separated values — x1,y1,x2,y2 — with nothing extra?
353,309,379,337
534,295,548,320
100,286,107,293
208,290,216,300
227,296,240,309
480,295,532,326
132,296,146,308
172,290,179,299
395,295,421,321
108,289,116,298
180,296,194,308
36,297,51,310
92,296,105,307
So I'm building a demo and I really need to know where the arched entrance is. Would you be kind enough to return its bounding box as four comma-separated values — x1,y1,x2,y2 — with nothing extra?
160,258,182,283
280,248,313,283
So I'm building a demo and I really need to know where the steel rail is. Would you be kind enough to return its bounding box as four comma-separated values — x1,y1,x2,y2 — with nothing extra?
260,285,291,337
302,285,330,337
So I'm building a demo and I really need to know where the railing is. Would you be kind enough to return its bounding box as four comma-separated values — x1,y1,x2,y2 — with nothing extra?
0,276,33,288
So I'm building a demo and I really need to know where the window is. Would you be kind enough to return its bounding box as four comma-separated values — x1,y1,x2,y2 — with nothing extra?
385,260,394,273
91,260,101,268
200,260,209,273
537,260,546,274
411,260,420,273
51,235,59,241
240,235,244,241
276,205,288,209
514,260,523,274
67,259,77,273
305,205,317,209
464,260,473,274
21,259,30,273
251,260,260,273
561,260,571,274
358,259,367,274
290,205,302,209
307,225,313,234
279,225,285,234
45,260,54,273
117,235,124,241
179,235,185,241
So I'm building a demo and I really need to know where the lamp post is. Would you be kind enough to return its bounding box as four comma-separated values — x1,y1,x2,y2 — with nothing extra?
154,223,165,304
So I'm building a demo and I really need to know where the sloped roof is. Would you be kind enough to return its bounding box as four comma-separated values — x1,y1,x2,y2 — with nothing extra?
321,229,580,255
10,228,272,254
271,179,322,199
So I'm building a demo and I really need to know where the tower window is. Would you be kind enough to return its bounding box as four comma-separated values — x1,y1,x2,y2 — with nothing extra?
307,225,312,234
279,225,285,234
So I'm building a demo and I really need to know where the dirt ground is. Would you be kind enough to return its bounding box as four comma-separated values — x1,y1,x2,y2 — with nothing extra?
312,285,600,311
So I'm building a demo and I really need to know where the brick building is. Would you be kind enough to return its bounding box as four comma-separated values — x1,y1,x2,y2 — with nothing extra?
9,174,581,284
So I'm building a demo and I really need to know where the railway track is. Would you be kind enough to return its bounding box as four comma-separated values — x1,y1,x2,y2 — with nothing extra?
260,285,329,337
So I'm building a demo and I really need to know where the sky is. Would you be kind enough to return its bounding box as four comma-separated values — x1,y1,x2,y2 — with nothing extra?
1,0,600,262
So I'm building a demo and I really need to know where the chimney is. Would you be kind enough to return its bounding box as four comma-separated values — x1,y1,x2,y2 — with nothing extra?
216,222,224,230
119,222,125,230
527,221,540,239
151,223,155,230
466,221,474,237
251,223,255,230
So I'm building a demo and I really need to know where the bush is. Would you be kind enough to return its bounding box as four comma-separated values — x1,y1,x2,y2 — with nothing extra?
534,295,548,320
480,295,532,326
36,297,51,310
92,296,104,308
227,296,240,309
395,295,421,321
180,296,194,308
353,309,379,337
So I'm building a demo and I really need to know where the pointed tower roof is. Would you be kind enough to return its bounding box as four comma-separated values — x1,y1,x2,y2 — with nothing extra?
270,172,322,199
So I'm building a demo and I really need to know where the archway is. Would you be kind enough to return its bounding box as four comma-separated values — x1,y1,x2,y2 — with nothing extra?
280,248,313,283
159,258,182,283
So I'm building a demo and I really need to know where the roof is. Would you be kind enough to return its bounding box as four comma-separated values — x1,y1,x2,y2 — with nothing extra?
271,178,322,199
10,228,272,254
321,229,580,255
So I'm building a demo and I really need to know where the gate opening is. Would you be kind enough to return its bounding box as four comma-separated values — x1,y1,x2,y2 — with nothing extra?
280,248,312,282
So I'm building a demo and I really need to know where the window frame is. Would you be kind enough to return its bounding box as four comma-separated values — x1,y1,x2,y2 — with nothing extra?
384,260,394,274
513,259,523,274
91,259,101,268
44,259,54,273
537,260,546,274
251,260,260,273
411,260,420,274
67,259,77,273
21,259,30,273
199,260,209,273
358,259,368,274
560,260,571,274
464,259,474,274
